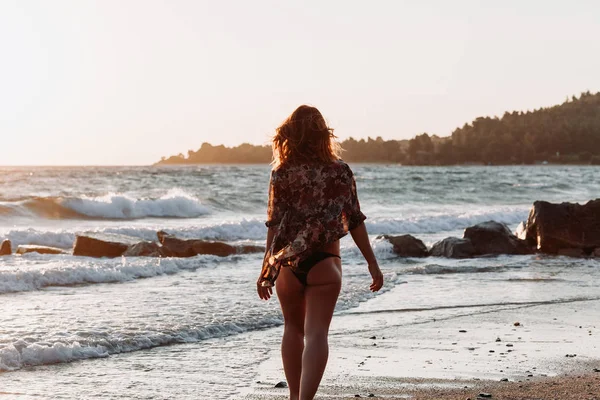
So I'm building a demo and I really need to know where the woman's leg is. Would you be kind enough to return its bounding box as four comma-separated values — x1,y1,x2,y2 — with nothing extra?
276,266,306,400
299,257,342,400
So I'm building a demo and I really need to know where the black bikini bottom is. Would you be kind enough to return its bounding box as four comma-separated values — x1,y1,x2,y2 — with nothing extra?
292,252,341,286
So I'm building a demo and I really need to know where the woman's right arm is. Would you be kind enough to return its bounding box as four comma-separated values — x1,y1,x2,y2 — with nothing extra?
350,222,383,292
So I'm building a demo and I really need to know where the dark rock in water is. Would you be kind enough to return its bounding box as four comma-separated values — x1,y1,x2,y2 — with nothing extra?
464,221,533,255
158,231,235,257
500,378,509,382
429,237,477,258
0,239,11,256
377,234,428,257
156,231,265,257
16,245,67,255
123,241,166,257
274,381,287,388
524,199,600,254
157,231,264,257
557,248,586,258
478,393,492,398
73,232,141,258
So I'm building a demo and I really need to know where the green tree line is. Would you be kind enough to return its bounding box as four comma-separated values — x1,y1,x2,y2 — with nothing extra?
157,92,600,165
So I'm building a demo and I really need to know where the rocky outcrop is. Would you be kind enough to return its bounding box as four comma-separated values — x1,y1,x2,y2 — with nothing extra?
593,248,600,257
464,221,533,255
377,234,428,257
429,237,477,258
557,248,586,258
16,245,67,255
71,231,264,258
123,241,166,257
73,233,141,258
524,200,600,254
158,231,237,257
0,239,11,256
157,231,264,257
515,221,527,240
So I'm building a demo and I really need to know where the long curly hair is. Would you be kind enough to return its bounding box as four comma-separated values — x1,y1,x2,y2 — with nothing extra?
272,105,341,167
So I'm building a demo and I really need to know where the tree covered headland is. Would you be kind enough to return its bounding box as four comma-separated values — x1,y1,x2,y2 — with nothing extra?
157,92,600,165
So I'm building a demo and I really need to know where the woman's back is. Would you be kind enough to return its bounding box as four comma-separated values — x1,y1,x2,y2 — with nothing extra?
266,159,366,264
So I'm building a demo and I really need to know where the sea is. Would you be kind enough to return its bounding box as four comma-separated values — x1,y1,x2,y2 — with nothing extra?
0,165,599,399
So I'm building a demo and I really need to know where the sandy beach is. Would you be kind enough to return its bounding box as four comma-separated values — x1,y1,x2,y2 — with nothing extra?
244,298,600,399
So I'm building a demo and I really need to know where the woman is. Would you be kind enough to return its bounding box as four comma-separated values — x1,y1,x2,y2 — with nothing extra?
257,105,384,400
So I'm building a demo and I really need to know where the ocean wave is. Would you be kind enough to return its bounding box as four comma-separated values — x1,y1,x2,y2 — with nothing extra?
402,263,522,275
2,207,528,251
0,190,210,220
367,208,528,234
0,318,282,372
0,256,222,294
0,271,397,372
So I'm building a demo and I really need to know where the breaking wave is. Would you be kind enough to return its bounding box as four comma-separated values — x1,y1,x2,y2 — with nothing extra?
0,190,209,220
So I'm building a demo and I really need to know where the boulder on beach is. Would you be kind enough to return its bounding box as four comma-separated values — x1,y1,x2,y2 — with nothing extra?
377,234,428,257
123,241,166,257
157,231,264,257
0,239,11,256
464,221,533,255
524,199,600,254
429,237,477,258
73,232,141,258
16,245,68,255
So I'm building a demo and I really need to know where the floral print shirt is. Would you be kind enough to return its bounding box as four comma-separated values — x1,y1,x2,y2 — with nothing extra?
258,160,366,287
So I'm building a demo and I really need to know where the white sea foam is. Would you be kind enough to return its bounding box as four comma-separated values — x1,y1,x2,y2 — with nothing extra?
403,263,520,275
3,229,77,249
0,321,274,371
0,256,220,294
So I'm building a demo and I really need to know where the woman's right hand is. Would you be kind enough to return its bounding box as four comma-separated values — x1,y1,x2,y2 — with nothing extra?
368,263,383,292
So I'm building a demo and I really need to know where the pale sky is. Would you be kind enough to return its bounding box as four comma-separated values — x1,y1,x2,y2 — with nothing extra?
1,0,599,165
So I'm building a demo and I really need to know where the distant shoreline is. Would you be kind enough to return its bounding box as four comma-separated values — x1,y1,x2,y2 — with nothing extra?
157,92,600,167
1,162,599,168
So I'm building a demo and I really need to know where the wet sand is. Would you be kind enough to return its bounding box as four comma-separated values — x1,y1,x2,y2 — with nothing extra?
249,374,600,399
243,298,600,399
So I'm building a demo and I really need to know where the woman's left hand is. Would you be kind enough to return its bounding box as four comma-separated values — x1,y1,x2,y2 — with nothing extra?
257,282,273,300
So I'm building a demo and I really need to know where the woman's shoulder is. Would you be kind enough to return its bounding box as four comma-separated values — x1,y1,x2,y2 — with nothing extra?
273,159,352,176
330,159,354,177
